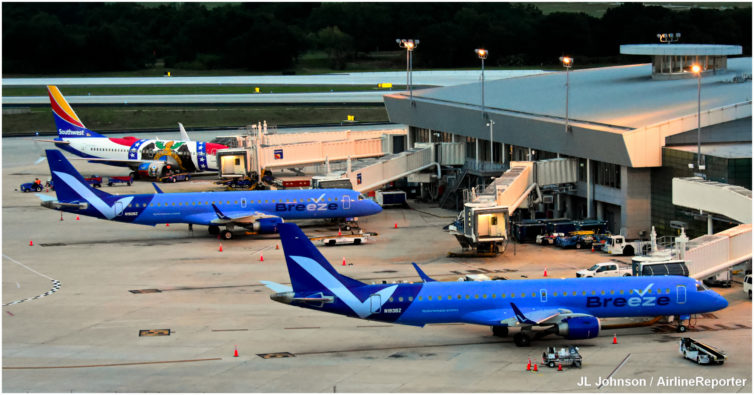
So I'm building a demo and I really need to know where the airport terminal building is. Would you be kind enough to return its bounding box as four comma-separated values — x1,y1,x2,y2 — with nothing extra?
384,45,751,239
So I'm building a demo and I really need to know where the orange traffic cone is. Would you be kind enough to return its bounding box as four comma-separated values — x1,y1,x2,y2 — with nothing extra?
543,267,548,277
166,223,170,227
558,363,563,371
591,244,595,252
60,212,64,221
342,257,346,266
29,240,34,246
260,253,264,262
338,228,342,236
76,215,80,221
219,243,223,252
233,346,239,357
526,362,531,371
532,363,538,372
394,223,398,229
612,334,618,344
276,244,279,250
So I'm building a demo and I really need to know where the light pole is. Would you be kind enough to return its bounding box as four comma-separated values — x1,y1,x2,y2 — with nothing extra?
475,48,488,117
559,56,573,133
396,39,419,104
487,120,495,166
690,63,705,172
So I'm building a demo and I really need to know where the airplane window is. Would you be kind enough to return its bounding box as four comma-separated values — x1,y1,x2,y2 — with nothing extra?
647,289,652,294
629,290,634,294
474,294,479,299
398,297,403,302
508,293,513,298
150,204,153,207
265,200,268,204
492,294,497,298
389,297,394,302
600,290,605,295
358,194,365,200
178,202,182,206
696,282,708,291
665,288,670,294
581,291,586,296
572,291,577,296
427,296,431,301
465,295,470,300
226,201,230,204
610,290,615,295
408,297,413,302
521,293,526,298
552,292,557,296
448,295,452,300
591,290,596,295
192,202,196,206
234,201,238,204
437,296,442,300
619,290,624,294
128,204,132,208
457,295,462,300
482,294,487,299
334,197,338,201
172,203,175,206
531,292,536,297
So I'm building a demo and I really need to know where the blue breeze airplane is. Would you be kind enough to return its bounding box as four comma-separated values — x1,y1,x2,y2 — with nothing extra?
264,223,729,346
37,86,228,178
39,150,382,239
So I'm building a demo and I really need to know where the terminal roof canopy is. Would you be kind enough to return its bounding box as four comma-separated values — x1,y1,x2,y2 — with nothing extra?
405,57,751,130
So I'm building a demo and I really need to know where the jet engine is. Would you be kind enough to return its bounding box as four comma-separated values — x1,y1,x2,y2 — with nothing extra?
557,316,600,340
252,217,284,234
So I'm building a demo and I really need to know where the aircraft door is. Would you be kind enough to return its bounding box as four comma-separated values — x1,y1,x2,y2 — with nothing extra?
540,289,547,303
114,201,124,217
342,195,351,210
676,285,686,304
369,294,381,313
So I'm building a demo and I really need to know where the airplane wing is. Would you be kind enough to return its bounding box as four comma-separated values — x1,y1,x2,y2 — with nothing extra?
461,304,574,327
178,123,191,141
34,139,70,144
210,204,280,225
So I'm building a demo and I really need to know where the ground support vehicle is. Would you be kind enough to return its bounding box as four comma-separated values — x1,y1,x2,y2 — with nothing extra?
84,175,102,188
107,176,133,186
19,182,43,192
604,235,650,256
536,232,563,246
576,262,632,278
159,173,191,183
312,232,376,247
542,346,582,368
703,270,732,288
744,274,752,298
680,338,726,365
376,190,407,207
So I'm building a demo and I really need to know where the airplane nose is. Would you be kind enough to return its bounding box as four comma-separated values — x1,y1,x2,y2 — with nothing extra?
715,295,729,310
368,200,382,215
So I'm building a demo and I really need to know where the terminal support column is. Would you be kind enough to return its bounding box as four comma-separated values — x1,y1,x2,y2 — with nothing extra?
586,158,592,218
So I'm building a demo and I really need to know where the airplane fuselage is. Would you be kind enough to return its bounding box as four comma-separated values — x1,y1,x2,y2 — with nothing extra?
283,275,727,326
54,136,225,172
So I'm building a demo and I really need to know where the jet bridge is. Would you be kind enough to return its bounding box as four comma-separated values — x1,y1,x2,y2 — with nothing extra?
448,158,579,255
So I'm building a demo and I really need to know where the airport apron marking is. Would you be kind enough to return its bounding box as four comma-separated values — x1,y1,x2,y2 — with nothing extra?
2,254,61,306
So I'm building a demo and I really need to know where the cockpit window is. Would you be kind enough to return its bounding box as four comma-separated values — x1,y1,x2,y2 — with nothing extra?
696,281,709,291
358,194,366,200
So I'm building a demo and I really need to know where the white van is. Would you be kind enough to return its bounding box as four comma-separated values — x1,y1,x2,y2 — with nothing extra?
744,275,752,299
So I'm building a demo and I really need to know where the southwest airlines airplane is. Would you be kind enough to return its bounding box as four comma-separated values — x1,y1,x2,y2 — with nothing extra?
38,86,228,178
39,150,382,239
264,223,728,346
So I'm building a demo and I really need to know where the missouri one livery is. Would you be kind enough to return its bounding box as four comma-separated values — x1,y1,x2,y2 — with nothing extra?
40,86,227,177
264,224,728,346
39,150,382,239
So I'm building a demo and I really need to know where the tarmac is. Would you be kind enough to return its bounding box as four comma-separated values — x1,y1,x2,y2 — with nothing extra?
2,135,751,392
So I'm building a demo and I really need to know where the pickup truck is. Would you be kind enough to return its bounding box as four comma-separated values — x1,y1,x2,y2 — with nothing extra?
576,262,632,278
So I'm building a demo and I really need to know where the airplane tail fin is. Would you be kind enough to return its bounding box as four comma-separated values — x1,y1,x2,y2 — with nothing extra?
45,149,111,202
47,86,106,139
278,223,366,293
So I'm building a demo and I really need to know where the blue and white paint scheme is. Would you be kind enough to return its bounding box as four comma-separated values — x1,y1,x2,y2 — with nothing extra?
264,223,729,346
39,150,382,239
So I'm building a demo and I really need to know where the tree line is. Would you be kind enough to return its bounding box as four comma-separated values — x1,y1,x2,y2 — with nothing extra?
3,2,751,74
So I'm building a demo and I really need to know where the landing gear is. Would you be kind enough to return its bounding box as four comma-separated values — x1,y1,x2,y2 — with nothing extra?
221,230,233,240
208,225,220,235
491,326,509,337
513,332,532,347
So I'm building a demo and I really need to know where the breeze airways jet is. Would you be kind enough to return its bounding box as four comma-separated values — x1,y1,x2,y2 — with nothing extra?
263,223,729,346
37,86,228,178
38,150,382,239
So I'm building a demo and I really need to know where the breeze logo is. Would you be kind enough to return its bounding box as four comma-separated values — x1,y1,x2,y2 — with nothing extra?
585,283,671,308
276,203,338,212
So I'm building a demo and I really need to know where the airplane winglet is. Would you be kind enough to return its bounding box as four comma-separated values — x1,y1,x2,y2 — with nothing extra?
152,183,164,194
212,203,231,220
34,193,57,202
510,303,537,325
178,122,191,141
412,262,436,282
